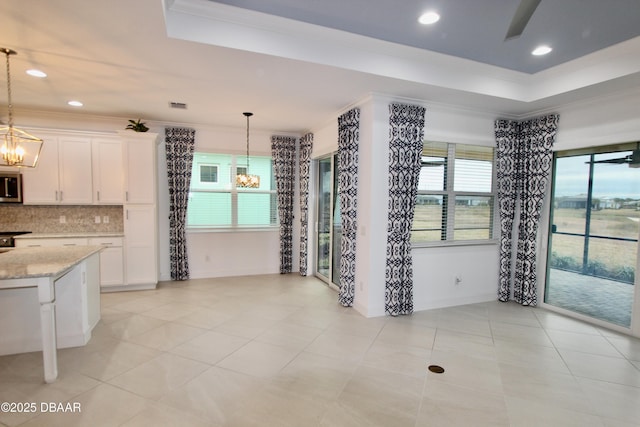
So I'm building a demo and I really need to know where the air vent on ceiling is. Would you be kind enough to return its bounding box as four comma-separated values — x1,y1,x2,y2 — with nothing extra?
169,102,187,109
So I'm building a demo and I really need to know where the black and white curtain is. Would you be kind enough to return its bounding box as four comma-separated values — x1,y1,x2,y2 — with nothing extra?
165,127,196,281
495,114,559,305
338,108,360,307
299,133,313,276
385,103,426,316
272,135,297,274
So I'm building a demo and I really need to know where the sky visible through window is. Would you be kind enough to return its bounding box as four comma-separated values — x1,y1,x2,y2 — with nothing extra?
554,152,640,199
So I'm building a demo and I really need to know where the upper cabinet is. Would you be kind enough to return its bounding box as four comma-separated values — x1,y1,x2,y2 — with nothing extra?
121,131,158,204
20,133,59,204
58,137,94,204
92,138,123,204
22,132,124,205
22,135,93,204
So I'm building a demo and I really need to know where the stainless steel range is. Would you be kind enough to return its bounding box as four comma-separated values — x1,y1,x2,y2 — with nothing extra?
0,231,31,247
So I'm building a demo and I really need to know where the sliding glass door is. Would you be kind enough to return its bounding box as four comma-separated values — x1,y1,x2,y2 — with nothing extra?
545,144,640,328
316,154,341,288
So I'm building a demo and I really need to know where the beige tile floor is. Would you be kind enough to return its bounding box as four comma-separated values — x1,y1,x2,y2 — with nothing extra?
1,274,640,426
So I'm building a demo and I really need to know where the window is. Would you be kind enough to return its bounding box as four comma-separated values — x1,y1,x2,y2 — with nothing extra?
412,142,495,243
187,152,278,229
199,164,218,183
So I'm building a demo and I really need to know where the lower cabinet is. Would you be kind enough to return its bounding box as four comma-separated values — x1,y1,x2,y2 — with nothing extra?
15,236,124,289
124,204,158,288
88,237,124,287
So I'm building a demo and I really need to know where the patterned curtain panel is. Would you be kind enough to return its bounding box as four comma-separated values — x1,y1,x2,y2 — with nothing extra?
299,133,313,276
337,108,360,307
495,119,520,302
385,103,426,316
495,114,559,305
271,135,297,274
165,127,196,281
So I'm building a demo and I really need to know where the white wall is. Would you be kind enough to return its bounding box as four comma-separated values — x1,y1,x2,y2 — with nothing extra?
164,125,301,280
413,244,499,311
552,86,640,150
352,99,390,316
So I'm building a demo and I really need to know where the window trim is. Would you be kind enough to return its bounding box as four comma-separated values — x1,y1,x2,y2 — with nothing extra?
187,152,278,231
411,141,499,247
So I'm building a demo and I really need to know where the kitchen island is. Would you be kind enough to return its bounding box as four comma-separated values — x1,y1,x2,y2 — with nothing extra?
0,246,102,383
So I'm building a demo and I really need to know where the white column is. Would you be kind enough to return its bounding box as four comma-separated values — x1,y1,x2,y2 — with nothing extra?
36,276,58,383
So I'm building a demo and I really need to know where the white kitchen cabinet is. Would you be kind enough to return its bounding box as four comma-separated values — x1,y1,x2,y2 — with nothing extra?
121,131,157,204
123,204,158,287
119,131,159,290
14,236,125,289
92,138,123,204
88,237,124,287
22,135,93,205
58,137,93,204
20,134,60,204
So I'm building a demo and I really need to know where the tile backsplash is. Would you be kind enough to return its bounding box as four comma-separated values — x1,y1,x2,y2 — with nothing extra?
0,205,124,233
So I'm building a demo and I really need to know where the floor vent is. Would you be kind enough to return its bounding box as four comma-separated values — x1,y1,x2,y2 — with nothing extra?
428,365,445,374
169,102,187,109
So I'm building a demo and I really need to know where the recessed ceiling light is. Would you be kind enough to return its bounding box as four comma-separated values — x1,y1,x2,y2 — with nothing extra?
26,69,47,78
418,11,440,25
68,100,83,107
532,45,552,56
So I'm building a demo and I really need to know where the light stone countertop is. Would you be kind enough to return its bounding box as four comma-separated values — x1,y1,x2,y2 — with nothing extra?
0,246,103,282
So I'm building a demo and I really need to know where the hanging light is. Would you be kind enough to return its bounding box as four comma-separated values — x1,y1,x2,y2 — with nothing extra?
236,112,260,188
0,48,43,168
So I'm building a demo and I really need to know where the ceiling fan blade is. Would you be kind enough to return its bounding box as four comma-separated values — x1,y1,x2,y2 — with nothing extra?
505,0,542,40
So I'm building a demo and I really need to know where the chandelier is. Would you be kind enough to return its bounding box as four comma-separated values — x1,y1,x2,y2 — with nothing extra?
0,48,43,168
236,112,260,188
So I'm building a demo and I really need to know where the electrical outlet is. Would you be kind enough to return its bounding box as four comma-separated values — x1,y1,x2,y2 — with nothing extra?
94,216,101,224
59,215,66,224
103,216,109,224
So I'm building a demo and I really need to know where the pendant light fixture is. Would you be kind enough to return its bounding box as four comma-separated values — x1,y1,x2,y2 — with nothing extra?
236,112,260,188
0,48,43,168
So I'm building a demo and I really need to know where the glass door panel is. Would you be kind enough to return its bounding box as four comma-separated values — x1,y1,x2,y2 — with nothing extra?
316,157,332,279
546,147,640,328
315,154,341,288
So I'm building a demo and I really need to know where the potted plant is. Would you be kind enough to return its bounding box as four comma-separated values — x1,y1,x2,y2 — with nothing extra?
125,119,149,132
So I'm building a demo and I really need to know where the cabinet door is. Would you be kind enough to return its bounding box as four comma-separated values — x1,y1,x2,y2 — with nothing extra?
124,204,158,286
123,134,157,204
58,137,93,204
93,244,124,287
92,138,123,204
21,136,60,204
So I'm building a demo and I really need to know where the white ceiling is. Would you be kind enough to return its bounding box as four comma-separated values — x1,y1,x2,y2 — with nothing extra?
2,0,640,134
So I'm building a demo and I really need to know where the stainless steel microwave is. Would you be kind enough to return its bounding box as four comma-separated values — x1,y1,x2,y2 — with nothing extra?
0,172,23,203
